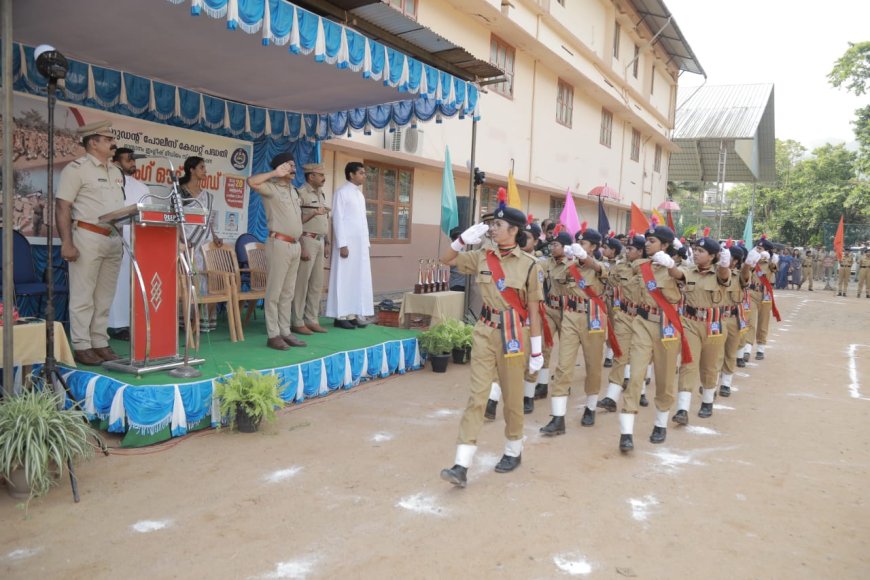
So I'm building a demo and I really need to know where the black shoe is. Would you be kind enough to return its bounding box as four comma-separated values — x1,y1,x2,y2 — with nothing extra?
108,327,130,341
603,358,613,368
719,385,731,398
639,394,649,407
581,407,596,427
645,377,651,386
698,402,713,418
597,397,617,412
736,357,746,368
440,465,467,488
352,318,370,328
534,383,548,400
619,434,634,452
622,378,629,389
333,319,356,330
494,454,521,473
540,415,566,436
650,426,667,444
523,397,534,414
672,409,689,425
743,352,750,363
756,351,765,360
484,399,498,421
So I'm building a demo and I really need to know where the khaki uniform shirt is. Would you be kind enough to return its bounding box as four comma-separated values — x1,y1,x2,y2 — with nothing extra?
631,258,681,308
802,255,815,270
722,269,748,307
680,264,728,308
298,182,329,236
840,254,855,268
750,258,776,292
257,179,303,239
859,255,870,270
56,153,125,226
608,258,642,307
549,258,607,299
455,247,544,312
543,258,568,299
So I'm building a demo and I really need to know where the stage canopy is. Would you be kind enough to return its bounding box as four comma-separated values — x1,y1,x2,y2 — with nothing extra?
11,0,485,138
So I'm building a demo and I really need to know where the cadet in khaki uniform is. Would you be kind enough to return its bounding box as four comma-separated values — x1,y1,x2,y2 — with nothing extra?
838,252,855,296
439,205,544,487
669,237,733,423
801,250,815,291
246,153,307,351
858,249,870,298
718,245,751,397
745,237,778,361
56,120,126,366
598,233,646,412
539,227,610,435
617,226,683,453
291,163,330,335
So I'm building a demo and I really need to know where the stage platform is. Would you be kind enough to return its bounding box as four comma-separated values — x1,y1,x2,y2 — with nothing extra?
59,317,421,447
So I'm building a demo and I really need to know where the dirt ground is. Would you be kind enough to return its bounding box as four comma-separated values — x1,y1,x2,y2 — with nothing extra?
2,284,870,579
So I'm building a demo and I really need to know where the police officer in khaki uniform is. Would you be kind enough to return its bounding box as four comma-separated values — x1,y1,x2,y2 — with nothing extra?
857,249,870,298
745,237,778,360
837,252,854,296
718,245,751,397
291,163,330,335
246,153,307,351
56,120,126,366
801,250,815,291
439,205,544,487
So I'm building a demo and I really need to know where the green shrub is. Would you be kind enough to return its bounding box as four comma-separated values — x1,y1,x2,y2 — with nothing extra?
214,367,285,429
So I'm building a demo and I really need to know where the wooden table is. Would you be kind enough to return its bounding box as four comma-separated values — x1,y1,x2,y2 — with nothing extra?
398,291,465,328
0,321,76,368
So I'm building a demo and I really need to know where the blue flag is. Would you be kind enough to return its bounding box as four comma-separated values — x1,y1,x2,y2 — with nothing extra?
440,146,459,236
597,196,611,235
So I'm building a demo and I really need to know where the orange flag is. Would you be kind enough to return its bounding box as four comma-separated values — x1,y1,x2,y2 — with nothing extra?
630,202,650,234
833,215,845,259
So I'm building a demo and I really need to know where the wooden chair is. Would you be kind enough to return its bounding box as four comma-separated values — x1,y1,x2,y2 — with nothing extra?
194,243,242,345
241,242,268,323
201,242,266,341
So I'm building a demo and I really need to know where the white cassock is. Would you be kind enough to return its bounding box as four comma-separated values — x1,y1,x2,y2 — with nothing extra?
326,180,374,318
108,176,151,328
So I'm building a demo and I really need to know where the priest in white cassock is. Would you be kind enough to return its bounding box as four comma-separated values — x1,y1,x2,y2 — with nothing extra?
107,148,151,340
326,161,373,330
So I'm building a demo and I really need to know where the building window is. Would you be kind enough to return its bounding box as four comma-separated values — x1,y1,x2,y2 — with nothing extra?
383,0,416,20
654,144,663,172
600,108,613,148
651,65,655,95
613,22,621,59
490,36,515,98
556,79,574,127
364,161,413,242
549,196,563,221
632,45,640,78
630,129,641,162
479,184,507,216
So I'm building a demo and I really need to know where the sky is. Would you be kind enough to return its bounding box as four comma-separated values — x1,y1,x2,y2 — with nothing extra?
665,0,870,152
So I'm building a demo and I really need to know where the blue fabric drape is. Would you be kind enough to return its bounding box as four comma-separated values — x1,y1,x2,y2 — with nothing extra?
179,381,213,426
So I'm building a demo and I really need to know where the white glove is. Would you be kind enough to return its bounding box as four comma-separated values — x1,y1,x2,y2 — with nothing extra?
651,250,675,269
672,238,683,250
760,250,770,261
570,243,587,261
563,245,574,259
745,248,761,267
718,248,732,269
771,253,779,265
452,222,489,250
528,336,544,373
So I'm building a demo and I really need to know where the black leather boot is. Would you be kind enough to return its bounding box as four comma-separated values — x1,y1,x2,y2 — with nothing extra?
603,358,613,368
649,426,667,444
672,409,689,425
523,397,534,414
597,397,617,412
581,407,596,426
540,415,566,436
440,465,467,487
756,351,765,360
484,399,497,421
619,434,634,452
719,385,731,398
743,352,750,362
494,454,521,473
698,402,713,418
534,383,548,400
736,357,746,368
639,394,649,407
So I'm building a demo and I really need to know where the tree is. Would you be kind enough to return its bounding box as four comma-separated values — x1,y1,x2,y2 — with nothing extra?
828,41,870,96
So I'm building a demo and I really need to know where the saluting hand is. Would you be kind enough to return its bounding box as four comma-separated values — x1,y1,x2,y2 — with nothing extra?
273,162,293,178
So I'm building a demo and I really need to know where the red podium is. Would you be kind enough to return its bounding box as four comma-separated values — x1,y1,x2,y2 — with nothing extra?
99,203,207,375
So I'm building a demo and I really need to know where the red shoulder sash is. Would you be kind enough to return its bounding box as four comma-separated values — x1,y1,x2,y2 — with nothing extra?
639,261,692,363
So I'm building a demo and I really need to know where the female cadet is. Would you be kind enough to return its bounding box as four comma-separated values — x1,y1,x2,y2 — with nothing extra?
718,245,752,398
439,204,544,488
601,235,622,368
745,236,780,361
617,225,685,453
668,235,733,423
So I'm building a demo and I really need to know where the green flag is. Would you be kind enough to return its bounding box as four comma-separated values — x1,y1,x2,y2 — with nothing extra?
742,211,753,244
440,146,459,236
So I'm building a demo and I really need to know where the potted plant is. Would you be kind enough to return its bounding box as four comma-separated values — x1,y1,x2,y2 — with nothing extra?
0,389,100,500
442,318,473,364
214,367,285,432
418,323,453,373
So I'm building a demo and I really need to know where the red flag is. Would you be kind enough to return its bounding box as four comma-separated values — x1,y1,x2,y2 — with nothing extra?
666,210,675,231
630,202,650,234
833,215,845,260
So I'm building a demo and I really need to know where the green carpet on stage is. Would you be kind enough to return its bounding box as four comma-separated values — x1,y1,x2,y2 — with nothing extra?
90,316,418,385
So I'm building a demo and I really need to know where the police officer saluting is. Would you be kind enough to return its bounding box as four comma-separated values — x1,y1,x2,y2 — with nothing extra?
56,121,126,366
291,163,330,335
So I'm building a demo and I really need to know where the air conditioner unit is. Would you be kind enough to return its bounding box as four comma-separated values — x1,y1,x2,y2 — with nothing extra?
388,128,425,155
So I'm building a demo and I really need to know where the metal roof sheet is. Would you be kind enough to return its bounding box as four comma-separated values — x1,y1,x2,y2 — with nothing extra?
627,0,705,76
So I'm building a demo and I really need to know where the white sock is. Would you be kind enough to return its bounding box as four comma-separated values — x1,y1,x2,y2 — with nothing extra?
624,365,631,380
677,391,691,411
606,382,622,401
504,438,523,458
454,444,477,468
586,394,598,410
551,396,568,417
523,381,536,398
721,373,733,387
538,368,550,385
619,413,635,434
757,344,766,354
641,383,647,396
489,382,501,402
605,347,613,359
701,388,716,404
646,364,653,380
655,409,669,428
741,345,750,357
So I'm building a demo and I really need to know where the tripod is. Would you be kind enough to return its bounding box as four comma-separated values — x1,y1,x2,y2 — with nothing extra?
37,49,108,503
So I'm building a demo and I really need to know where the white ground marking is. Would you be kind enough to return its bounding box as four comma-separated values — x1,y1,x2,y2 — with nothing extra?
736,372,750,378
264,466,303,484
786,392,830,400
553,553,593,575
729,385,741,392
131,520,172,533
685,425,719,436
469,452,501,481
371,432,394,443
713,404,735,410
647,449,703,472
426,409,460,418
780,328,791,332
256,557,317,579
736,493,747,501
6,547,43,560
628,495,660,521
396,493,446,516
847,345,870,401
